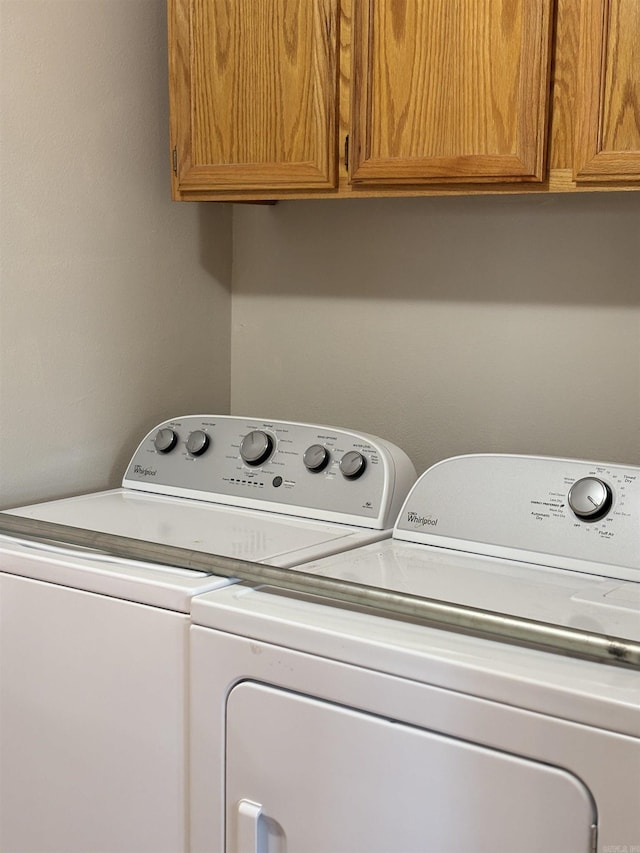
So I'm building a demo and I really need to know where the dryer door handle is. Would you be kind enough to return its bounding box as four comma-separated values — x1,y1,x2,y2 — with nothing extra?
235,798,264,853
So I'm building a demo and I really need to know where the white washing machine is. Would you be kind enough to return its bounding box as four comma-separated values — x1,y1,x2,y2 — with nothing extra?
189,453,640,853
0,414,415,853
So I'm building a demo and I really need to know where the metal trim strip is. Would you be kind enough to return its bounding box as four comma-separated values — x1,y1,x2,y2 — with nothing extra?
1,512,638,669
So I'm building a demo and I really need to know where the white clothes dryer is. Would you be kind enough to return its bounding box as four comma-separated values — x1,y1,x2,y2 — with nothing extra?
189,454,640,853
0,414,415,853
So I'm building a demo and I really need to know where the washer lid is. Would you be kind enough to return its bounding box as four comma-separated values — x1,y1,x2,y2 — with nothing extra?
0,489,386,610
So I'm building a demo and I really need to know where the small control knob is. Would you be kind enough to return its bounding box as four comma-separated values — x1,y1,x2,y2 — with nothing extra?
568,477,613,520
186,430,210,457
154,427,178,454
339,450,367,480
303,444,330,473
240,430,274,466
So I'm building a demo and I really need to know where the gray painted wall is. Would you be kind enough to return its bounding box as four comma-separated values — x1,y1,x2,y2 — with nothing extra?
2,2,638,506
230,194,640,474
0,0,232,507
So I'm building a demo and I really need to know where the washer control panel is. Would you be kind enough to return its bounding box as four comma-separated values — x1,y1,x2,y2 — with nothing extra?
395,454,640,580
123,415,416,529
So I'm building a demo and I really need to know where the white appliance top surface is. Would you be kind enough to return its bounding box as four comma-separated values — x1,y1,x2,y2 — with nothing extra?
7,489,373,563
191,452,640,642
0,489,384,611
271,538,640,642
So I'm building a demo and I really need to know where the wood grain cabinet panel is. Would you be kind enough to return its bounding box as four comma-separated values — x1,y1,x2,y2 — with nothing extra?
169,0,339,195
167,0,640,199
349,0,554,184
574,0,640,181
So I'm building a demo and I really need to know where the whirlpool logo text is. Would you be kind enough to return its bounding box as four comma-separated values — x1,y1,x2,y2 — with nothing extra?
134,465,157,477
407,510,438,527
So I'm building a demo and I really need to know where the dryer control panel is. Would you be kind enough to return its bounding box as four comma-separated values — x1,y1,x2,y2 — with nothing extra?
123,415,416,530
395,454,640,580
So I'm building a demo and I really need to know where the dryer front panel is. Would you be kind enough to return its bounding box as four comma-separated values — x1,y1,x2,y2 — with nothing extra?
225,682,595,853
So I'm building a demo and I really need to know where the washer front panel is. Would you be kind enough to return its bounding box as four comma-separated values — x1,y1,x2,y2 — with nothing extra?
0,574,190,853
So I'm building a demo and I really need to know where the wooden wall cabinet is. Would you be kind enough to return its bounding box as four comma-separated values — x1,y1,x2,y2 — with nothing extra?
574,0,640,182
349,0,552,185
168,0,640,201
169,1,339,193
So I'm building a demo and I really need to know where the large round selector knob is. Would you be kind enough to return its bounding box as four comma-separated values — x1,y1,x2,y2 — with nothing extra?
186,430,210,457
339,450,367,480
303,444,330,472
154,427,178,454
240,430,274,466
568,477,613,520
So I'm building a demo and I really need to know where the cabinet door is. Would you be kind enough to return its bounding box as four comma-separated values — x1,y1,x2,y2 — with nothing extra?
574,0,640,182
169,0,338,195
349,0,554,184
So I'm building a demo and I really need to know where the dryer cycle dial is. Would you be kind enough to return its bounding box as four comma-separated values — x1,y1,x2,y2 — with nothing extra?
240,430,274,466
568,477,613,520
